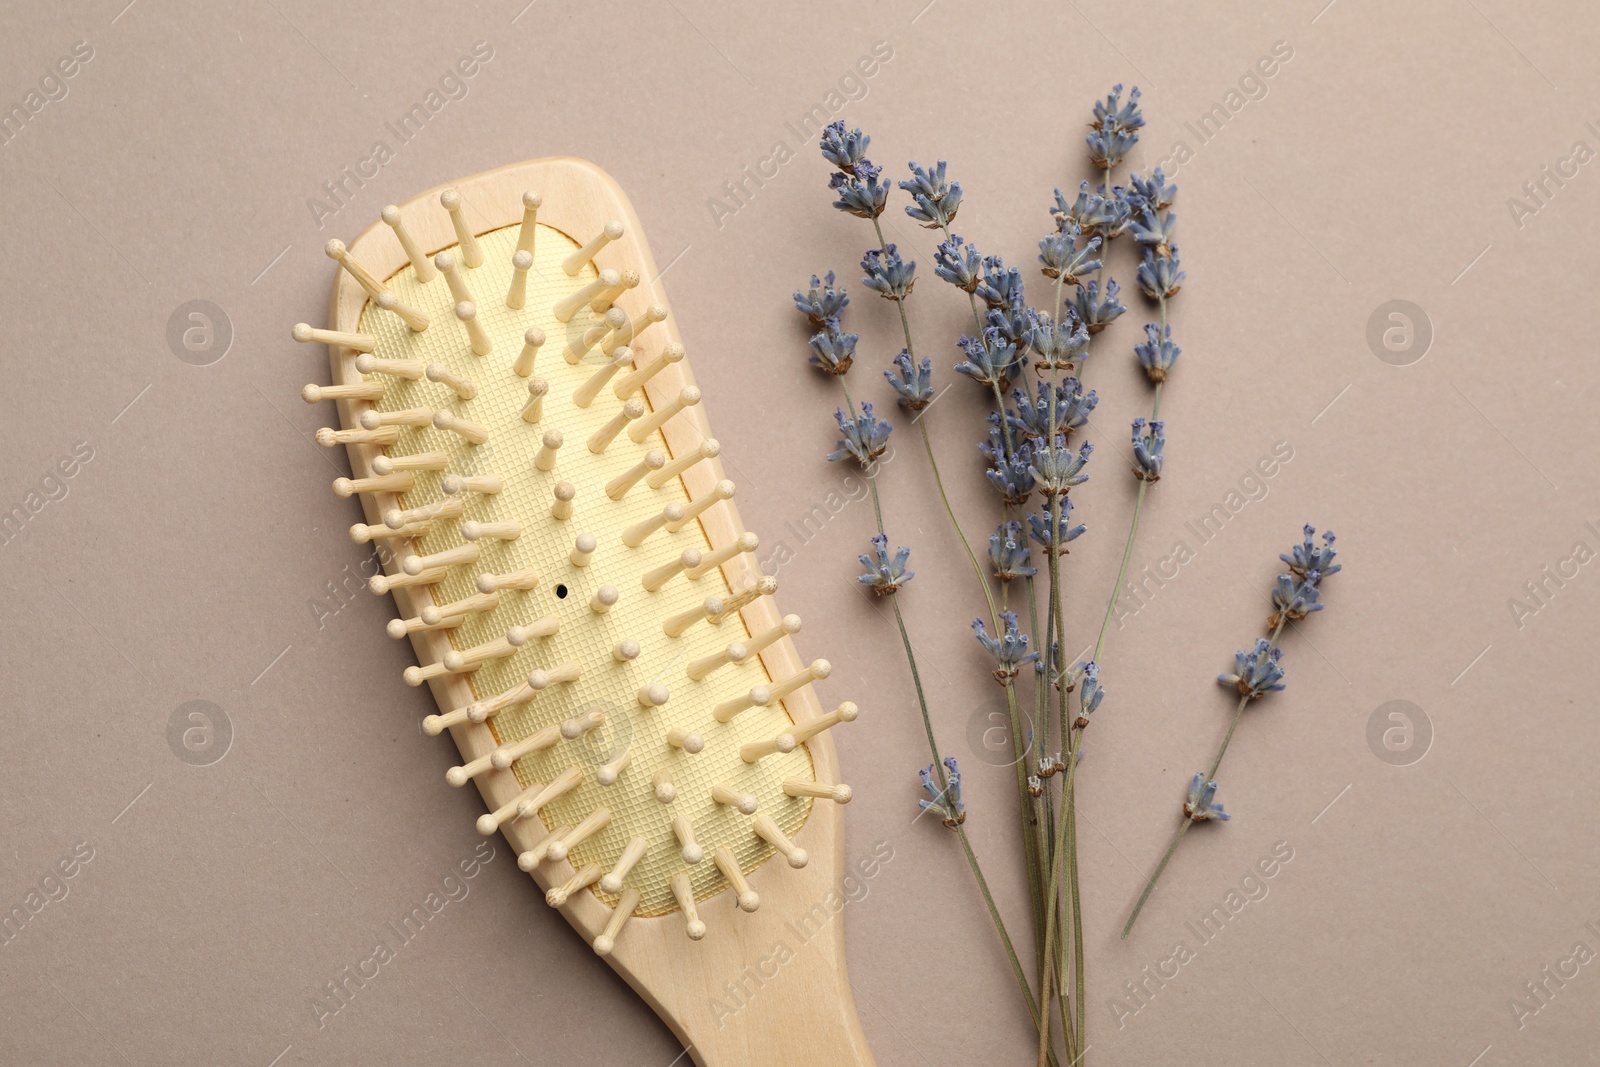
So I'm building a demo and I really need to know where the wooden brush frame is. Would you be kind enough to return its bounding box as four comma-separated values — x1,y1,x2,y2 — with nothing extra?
313,158,874,1066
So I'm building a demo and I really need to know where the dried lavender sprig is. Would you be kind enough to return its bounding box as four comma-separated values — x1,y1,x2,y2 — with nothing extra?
794,266,1047,1045
1121,527,1340,938
892,167,1066,1011
1040,88,1144,1062
1091,166,1181,666
820,128,1000,628
942,238,1060,982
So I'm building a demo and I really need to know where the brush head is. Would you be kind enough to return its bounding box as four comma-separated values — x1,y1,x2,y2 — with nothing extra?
302,170,860,957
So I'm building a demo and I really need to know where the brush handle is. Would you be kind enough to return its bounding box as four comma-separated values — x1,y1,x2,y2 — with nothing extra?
682,957,874,1067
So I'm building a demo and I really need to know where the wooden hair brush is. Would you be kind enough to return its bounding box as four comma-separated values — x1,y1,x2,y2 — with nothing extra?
291,158,875,1066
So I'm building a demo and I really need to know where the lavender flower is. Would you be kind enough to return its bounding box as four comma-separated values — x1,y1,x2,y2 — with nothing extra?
793,271,850,326
1076,661,1105,727
973,611,1039,682
1087,122,1141,170
986,446,1036,505
934,235,983,292
988,521,1036,582
1030,438,1093,496
1282,525,1340,579
955,330,1024,390
1027,496,1086,554
830,164,890,219
1270,571,1325,626
1074,277,1126,334
1132,418,1165,481
1025,310,1092,370
885,351,935,410
979,411,1020,466
828,403,892,465
976,258,1026,311
1218,638,1285,698
1039,227,1103,285
1136,247,1185,299
1184,774,1230,821
919,756,965,826
858,533,914,595
819,121,870,173
807,318,858,375
1058,182,1133,239
1094,85,1145,173
862,244,916,300
900,160,963,228
987,304,1031,355
1133,322,1181,382
1128,209,1177,257
1129,168,1176,212
1011,379,1098,438
1092,83,1145,134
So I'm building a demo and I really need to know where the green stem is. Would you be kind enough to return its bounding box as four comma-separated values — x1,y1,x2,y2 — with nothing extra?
877,213,1052,973
917,418,999,627
839,367,1051,1052
957,823,1061,1067
1093,473,1150,664
1209,617,1288,778
1120,817,1192,939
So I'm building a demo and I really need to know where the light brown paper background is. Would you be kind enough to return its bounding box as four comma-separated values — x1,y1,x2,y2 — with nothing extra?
2,1,1595,1064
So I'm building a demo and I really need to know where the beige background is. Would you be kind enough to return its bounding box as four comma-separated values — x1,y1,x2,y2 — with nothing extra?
2,1,1596,1064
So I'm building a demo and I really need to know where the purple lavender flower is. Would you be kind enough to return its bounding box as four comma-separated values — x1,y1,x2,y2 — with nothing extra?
1077,661,1105,724
807,318,858,375
1133,322,1181,382
955,329,1024,390
1013,379,1098,438
1136,246,1185,299
1129,168,1177,212
1270,571,1325,627
1039,227,1103,285
830,164,889,219
976,258,1026,311
1074,277,1126,334
1132,418,1164,481
979,410,1022,466
1185,774,1230,821
1066,182,1134,239
1087,122,1141,170
986,445,1036,505
858,533,914,595
1030,438,1093,496
989,520,1036,582
862,244,916,300
1128,209,1177,257
819,121,870,173
934,235,983,292
1282,526,1340,579
793,271,850,326
885,351,935,410
900,160,963,228
828,403,892,465
1092,83,1145,134
973,611,1039,682
919,756,965,825
1219,639,1285,698
1027,496,1086,554
1025,310,1092,370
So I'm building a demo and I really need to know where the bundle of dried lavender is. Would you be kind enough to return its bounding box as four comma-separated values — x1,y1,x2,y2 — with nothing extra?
791,87,1337,1067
